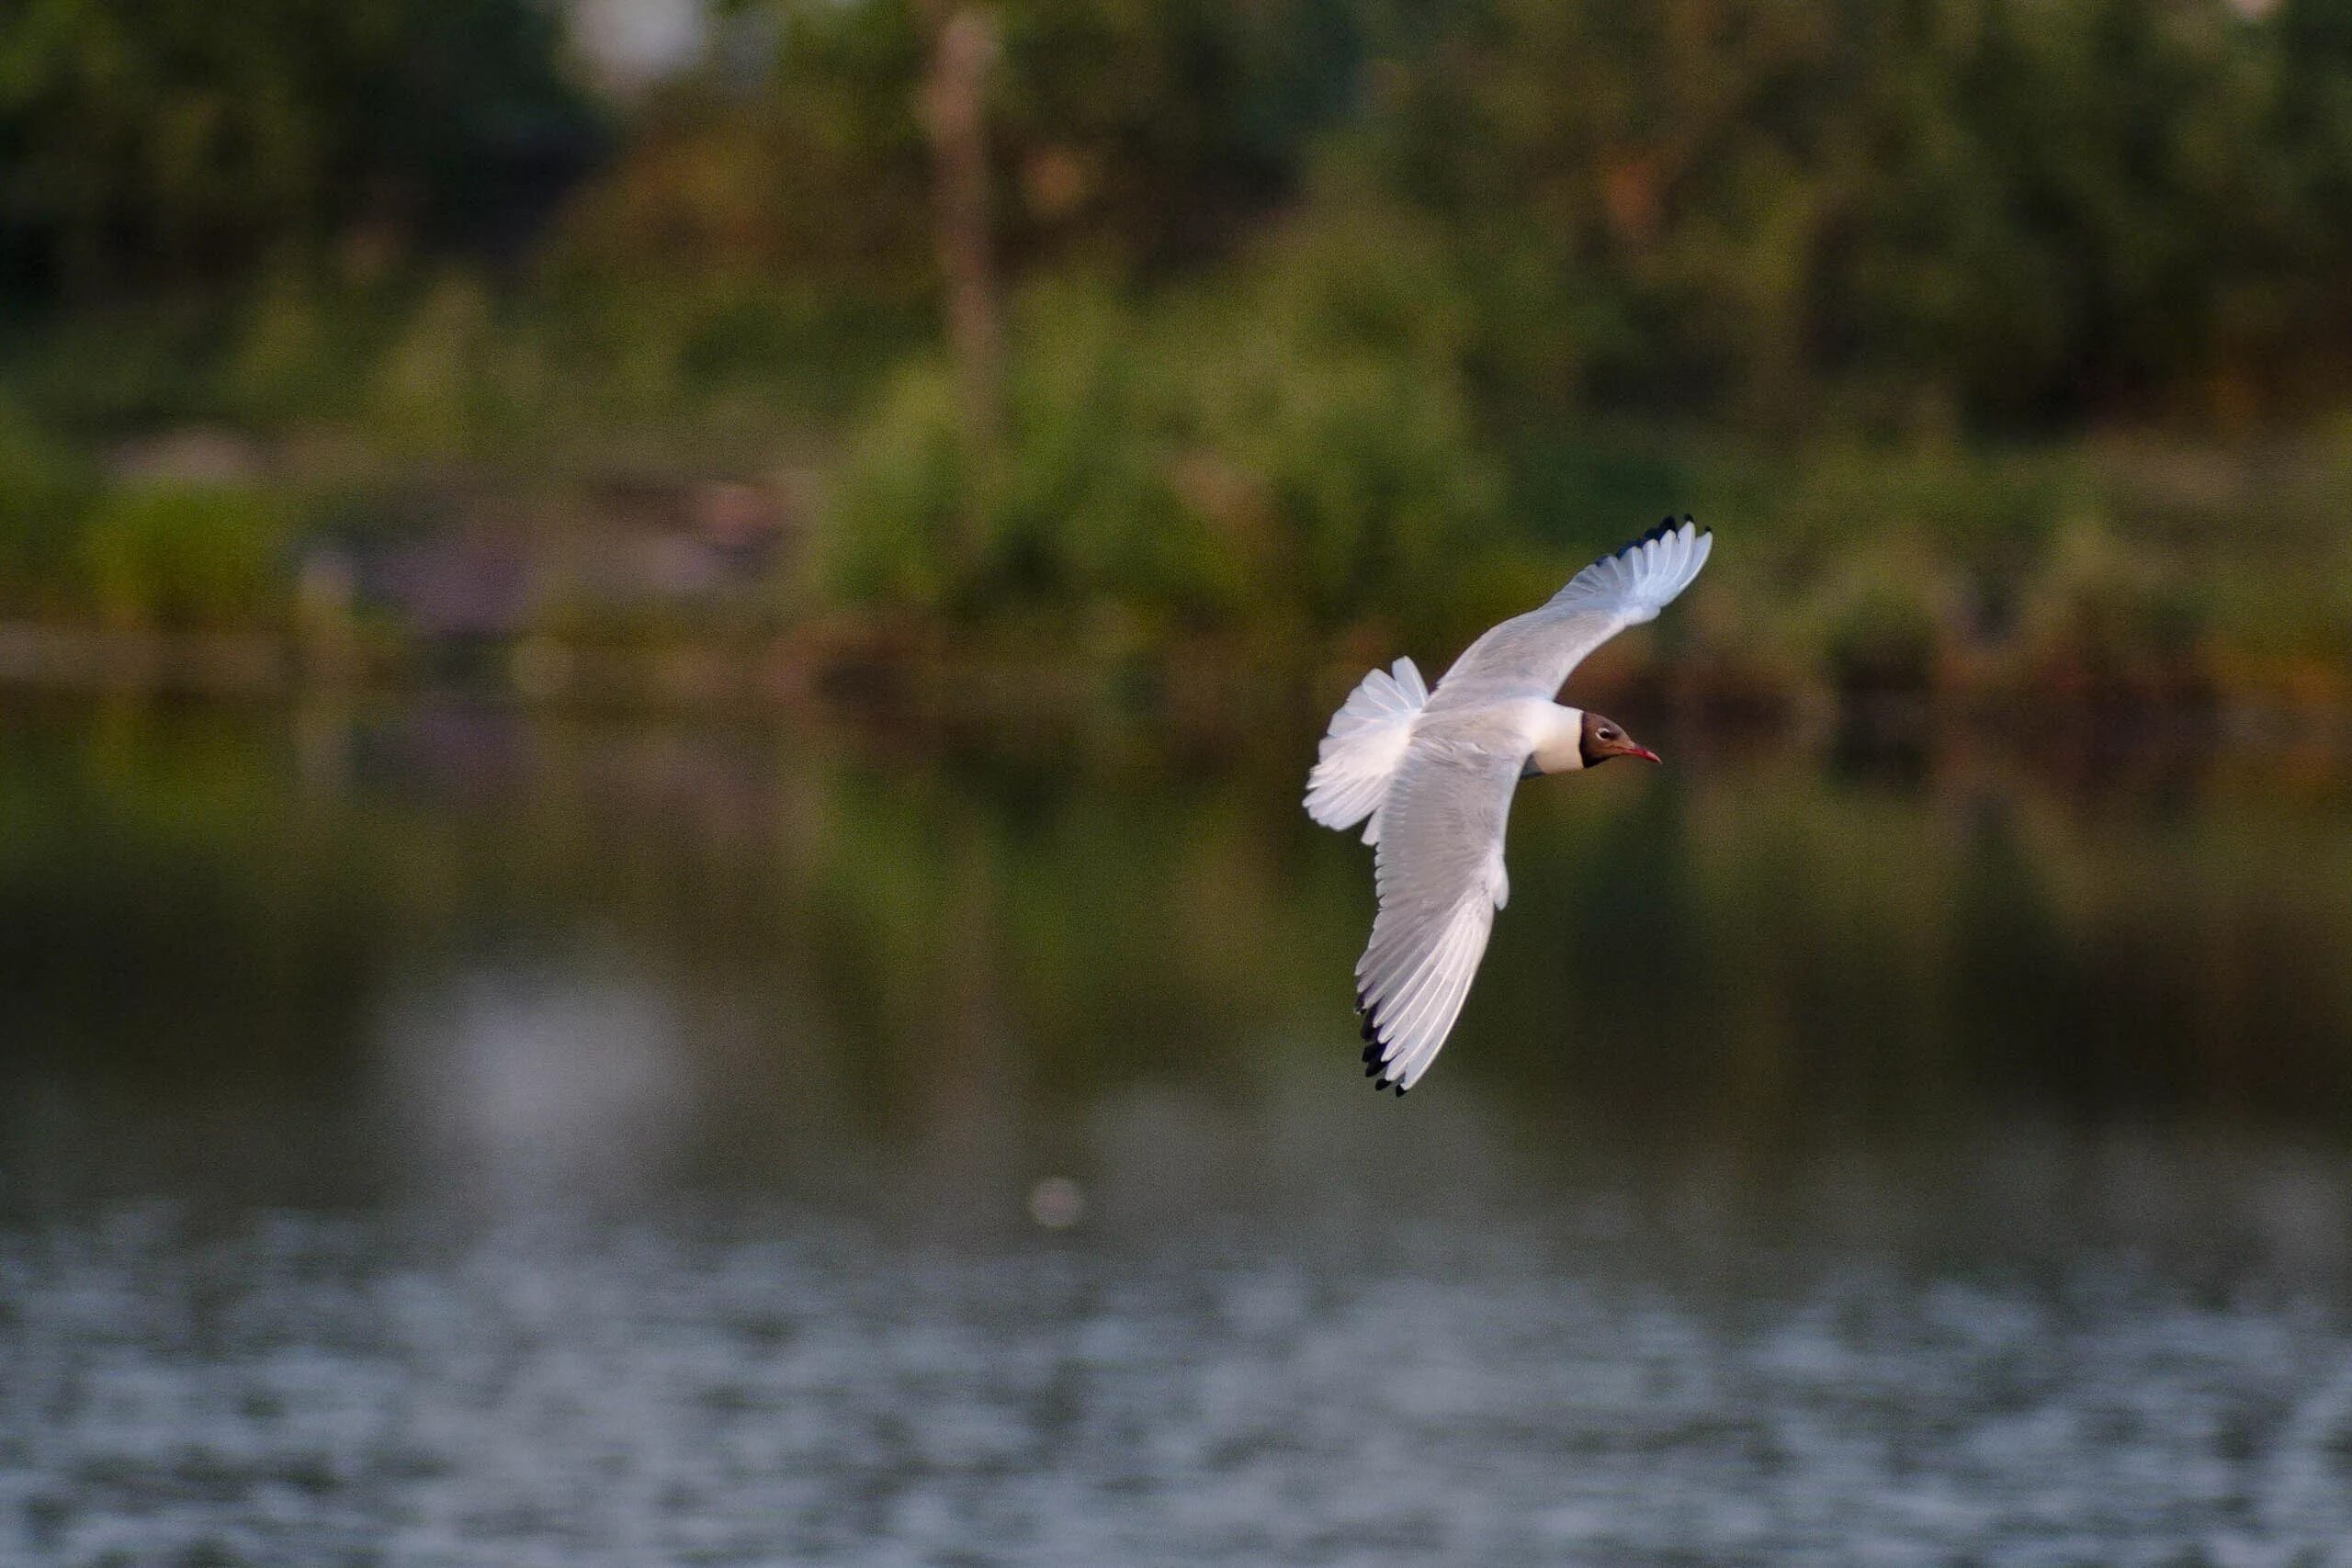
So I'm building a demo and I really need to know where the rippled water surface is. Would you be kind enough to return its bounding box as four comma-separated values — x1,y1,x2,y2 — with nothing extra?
5,700,2352,1565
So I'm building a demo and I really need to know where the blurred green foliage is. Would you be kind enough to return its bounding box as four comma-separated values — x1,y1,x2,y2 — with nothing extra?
0,0,2349,707
712,0,2352,431
0,0,599,296
0,400,96,612
13,0,2351,429
78,482,293,630
824,215,1503,635
1364,0,2352,431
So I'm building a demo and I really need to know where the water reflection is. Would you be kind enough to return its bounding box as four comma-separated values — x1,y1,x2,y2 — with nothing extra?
4,699,2352,1562
4,696,2352,1201
375,954,696,1204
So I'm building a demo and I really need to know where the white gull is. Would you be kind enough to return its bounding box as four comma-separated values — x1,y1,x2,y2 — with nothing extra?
1306,517,1713,1093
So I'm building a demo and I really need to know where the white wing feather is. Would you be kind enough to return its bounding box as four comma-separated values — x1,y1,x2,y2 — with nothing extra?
1304,657,1429,842
1353,742,1520,1092
1425,518,1712,712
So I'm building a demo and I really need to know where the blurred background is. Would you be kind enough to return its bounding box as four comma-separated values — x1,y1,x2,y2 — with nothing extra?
6,1,2352,1562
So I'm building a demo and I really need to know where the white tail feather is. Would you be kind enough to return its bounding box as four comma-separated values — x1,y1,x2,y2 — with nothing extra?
1304,658,1428,843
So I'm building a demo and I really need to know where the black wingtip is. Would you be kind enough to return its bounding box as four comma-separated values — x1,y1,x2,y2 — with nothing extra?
1624,517,1677,556
1617,513,1706,560
1359,993,1391,1085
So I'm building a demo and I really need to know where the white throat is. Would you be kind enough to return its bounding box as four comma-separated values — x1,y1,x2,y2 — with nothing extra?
1527,704,1586,775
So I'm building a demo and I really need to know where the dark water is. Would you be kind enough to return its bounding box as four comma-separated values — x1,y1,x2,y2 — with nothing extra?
5,698,2352,1565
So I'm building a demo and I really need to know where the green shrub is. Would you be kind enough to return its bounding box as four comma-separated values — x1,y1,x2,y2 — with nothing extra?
79,484,295,631
822,363,975,612
2012,520,2211,696
0,403,96,615
818,213,1505,638
1824,584,1943,699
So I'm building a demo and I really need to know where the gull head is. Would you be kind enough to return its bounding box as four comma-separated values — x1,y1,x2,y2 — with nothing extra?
1578,711,1660,767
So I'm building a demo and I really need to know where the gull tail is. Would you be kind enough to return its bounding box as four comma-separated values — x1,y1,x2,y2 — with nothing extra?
1305,658,1427,844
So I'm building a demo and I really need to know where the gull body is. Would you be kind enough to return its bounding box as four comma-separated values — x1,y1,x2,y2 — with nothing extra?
1304,518,1712,1094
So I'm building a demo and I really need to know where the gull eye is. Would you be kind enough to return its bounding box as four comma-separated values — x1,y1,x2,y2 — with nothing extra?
1600,727,1618,740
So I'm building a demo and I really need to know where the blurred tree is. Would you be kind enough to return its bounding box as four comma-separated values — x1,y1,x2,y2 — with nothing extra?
693,0,1383,554
922,5,1006,552
1363,0,2352,430
706,0,1373,280
0,0,601,300
820,217,1506,637
8,0,2352,449
589,0,2352,434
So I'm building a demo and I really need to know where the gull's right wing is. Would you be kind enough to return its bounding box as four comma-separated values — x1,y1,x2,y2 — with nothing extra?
1426,518,1712,712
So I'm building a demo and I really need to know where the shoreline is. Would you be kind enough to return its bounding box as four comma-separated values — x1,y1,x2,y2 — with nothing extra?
3,618,2348,774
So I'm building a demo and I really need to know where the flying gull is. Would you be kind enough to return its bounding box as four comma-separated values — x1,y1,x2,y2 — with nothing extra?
1305,517,1713,1094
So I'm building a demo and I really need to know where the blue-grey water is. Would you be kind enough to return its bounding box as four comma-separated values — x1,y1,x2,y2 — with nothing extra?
5,698,2352,1565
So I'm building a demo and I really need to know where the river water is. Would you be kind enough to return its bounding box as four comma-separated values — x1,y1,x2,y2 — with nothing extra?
3,698,2351,1565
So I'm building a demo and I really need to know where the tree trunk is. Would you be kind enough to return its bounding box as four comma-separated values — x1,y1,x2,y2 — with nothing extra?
921,6,1004,514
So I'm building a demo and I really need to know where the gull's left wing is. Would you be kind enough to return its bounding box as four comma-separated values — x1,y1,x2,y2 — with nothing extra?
1354,739,1522,1093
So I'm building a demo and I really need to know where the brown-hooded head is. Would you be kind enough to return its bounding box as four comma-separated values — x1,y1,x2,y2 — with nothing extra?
1578,711,1661,767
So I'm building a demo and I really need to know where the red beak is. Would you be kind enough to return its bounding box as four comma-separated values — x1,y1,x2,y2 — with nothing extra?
1624,744,1662,764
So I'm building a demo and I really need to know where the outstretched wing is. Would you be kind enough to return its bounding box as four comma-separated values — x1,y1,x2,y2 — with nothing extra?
1304,656,1429,842
1426,517,1712,712
1354,740,1522,1093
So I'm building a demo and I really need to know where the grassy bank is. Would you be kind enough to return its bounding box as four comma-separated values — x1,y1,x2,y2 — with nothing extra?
1,384,2346,728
